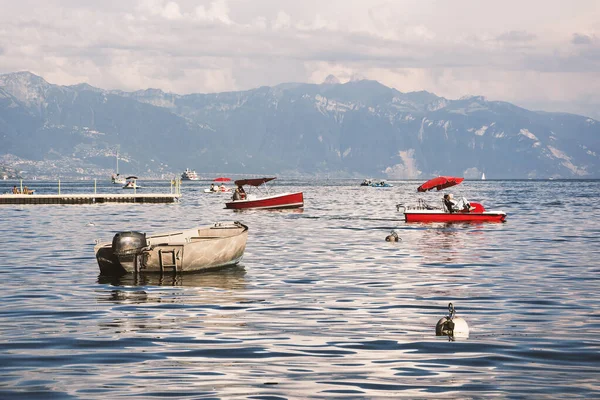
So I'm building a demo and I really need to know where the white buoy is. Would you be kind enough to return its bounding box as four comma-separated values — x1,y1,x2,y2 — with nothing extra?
436,303,469,339
385,230,401,242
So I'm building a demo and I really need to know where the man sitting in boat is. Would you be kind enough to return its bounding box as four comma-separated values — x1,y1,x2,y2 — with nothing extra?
444,193,474,213
232,185,246,201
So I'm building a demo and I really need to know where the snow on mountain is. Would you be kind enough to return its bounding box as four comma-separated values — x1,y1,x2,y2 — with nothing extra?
1,71,599,178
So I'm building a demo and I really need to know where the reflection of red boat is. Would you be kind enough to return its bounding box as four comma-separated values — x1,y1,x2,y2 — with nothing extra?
399,201,506,223
225,177,304,210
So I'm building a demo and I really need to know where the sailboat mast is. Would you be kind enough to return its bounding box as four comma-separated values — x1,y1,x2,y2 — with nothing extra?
116,145,120,174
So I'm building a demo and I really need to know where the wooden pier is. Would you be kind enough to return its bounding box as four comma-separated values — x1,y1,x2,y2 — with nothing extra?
0,193,181,205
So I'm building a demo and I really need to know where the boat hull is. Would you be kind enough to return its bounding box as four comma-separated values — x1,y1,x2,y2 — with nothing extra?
95,222,248,275
404,210,506,223
225,192,304,210
205,188,231,193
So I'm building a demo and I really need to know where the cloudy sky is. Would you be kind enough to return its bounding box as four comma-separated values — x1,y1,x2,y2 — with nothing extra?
1,0,599,117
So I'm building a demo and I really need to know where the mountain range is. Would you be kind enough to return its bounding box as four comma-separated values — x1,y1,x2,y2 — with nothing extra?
1,71,599,179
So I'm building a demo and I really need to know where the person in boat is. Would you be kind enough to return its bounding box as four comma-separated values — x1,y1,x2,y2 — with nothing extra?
237,186,246,200
209,183,216,192
232,185,246,201
444,193,473,213
12,185,19,194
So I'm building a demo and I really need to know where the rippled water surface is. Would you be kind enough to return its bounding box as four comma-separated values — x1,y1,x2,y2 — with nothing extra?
1,179,599,398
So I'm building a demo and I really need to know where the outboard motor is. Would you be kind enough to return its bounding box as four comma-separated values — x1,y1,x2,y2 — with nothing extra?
111,231,147,272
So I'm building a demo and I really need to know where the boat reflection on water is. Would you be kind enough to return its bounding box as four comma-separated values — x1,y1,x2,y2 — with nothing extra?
231,207,304,214
95,266,249,334
97,265,247,289
411,222,488,264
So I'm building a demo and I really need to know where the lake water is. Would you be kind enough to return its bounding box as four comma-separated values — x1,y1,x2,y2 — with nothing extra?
1,179,599,398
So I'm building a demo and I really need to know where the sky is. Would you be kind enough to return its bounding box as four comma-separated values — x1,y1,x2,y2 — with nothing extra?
1,0,599,118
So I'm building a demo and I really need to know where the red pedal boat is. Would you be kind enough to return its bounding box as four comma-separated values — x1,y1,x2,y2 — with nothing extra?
398,200,506,223
398,176,507,223
225,177,304,210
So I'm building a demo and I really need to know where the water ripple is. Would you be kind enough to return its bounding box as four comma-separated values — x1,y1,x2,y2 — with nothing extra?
0,179,599,398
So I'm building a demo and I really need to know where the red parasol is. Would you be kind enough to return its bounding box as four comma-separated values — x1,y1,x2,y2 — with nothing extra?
417,176,464,192
213,177,231,182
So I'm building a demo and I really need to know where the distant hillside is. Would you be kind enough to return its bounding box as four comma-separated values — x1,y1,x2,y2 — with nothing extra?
1,71,599,179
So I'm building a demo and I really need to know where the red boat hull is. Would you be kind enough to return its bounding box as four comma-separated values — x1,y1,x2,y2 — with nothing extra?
225,192,304,210
404,210,506,223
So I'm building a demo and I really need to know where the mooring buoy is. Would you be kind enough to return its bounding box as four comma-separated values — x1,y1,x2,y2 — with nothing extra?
436,302,469,339
385,230,401,242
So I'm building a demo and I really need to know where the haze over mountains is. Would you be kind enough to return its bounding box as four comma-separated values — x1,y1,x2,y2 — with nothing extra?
1,71,599,179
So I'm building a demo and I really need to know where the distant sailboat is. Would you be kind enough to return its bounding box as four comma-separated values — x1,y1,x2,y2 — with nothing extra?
481,172,486,180
111,149,126,185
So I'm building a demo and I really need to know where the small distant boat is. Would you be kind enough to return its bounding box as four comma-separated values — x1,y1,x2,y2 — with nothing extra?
95,221,248,275
361,179,393,187
225,177,303,210
204,184,231,193
112,174,126,185
111,150,126,185
122,176,141,189
181,168,200,181
204,178,232,193
481,172,486,180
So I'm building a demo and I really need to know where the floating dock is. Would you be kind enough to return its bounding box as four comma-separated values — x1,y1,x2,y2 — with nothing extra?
0,193,181,205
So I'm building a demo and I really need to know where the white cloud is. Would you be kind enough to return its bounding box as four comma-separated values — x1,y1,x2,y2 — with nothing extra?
195,0,232,24
272,11,291,30
163,2,182,20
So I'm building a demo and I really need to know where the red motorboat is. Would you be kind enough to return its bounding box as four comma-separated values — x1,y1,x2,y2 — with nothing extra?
225,177,304,210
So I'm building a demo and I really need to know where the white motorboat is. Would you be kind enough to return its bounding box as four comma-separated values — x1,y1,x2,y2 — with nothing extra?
181,168,200,181
95,221,248,274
